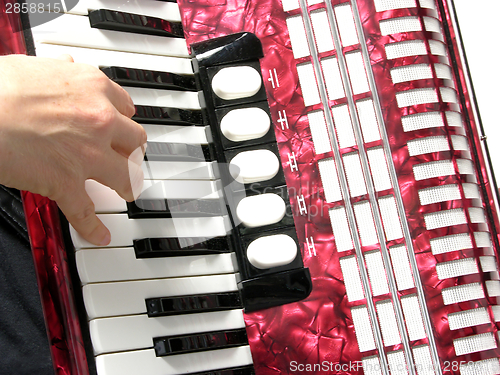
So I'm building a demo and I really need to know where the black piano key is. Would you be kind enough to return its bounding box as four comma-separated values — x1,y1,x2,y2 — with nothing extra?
89,9,184,38
144,141,215,162
127,198,225,218
146,291,242,317
153,328,248,357
134,236,233,258
187,366,255,375
133,105,204,126
101,66,196,91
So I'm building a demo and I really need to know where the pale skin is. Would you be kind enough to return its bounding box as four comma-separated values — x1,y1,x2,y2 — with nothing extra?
0,54,147,246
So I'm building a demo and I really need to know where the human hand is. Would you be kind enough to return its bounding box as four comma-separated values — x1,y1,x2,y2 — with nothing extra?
0,54,146,246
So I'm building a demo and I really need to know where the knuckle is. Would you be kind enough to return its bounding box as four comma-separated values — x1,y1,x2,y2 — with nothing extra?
74,203,96,225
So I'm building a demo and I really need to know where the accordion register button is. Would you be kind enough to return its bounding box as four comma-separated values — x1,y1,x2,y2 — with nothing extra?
236,193,286,227
220,107,270,142
229,149,279,184
211,66,262,100
246,234,298,269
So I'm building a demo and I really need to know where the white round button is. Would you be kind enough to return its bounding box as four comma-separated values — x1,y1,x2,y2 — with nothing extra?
211,66,262,100
220,107,270,142
247,234,298,269
229,149,280,184
236,193,286,227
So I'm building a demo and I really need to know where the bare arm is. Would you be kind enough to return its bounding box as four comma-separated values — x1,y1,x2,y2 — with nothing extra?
0,54,146,246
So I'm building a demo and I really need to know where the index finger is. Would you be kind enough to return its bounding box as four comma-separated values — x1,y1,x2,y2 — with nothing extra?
57,187,110,247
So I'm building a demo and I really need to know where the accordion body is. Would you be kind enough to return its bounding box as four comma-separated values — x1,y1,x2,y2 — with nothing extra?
1,0,500,374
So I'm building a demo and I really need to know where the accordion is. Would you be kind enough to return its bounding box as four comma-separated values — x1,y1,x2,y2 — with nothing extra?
2,0,500,374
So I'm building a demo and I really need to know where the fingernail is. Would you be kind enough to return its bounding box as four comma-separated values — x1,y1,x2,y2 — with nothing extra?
99,231,111,246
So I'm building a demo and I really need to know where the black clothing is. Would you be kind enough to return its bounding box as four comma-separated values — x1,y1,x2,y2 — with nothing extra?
0,186,53,375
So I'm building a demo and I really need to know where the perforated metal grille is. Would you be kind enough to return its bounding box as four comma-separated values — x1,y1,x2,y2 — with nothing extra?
351,306,376,352
332,104,356,148
297,63,320,106
430,233,472,255
401,111,443,132
390,245,415,291
453,332,497,356
377,300,402,346
442,283,484,305
354,201,378,246
330,207,354,251
448,307,490,330
379,16,421,36
435,258,478,280
391,64,432,84
378,195,403,241
340,256,365,302
365,250,390,296
357,99,381,142
321,57,345,100
385,40,427,60
429,40,447,56
407,136,449,156
345,51,370,95
387,350,409,375
367,147,392,192
318,157,342,203
334,3,359,47
311,9,335,53
374,0,416,12
286,15,310,59
424,208,467,230
412,345,436,375
460,358,500,375
413,159,454,181
307,110,332,154
396,88,438,108
401,295,427,341
418,184,461,205
343,152,367,197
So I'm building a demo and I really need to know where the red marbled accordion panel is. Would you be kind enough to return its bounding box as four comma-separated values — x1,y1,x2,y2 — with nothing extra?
9,0,500,374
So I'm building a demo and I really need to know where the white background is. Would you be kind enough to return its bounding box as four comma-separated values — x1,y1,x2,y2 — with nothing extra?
452,0,500,178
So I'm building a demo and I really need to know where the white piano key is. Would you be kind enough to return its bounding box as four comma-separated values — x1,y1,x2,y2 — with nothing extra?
30,13,189,57
86,180,222,213
70,214,231,249
143,125,211,145
142,161,219,180
95,346,253,375
124,87,200,109
33,43,193,75
67,0,182,22
90,309,245,355
76,248,236,284
83,273,238,318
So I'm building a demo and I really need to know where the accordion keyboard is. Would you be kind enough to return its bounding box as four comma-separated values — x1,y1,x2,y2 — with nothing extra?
29,1,257,374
